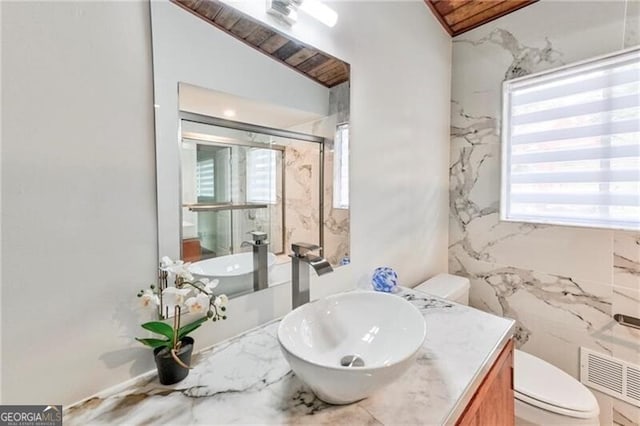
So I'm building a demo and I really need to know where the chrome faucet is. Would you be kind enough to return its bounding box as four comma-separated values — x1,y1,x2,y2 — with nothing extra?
290,242,333,309
241,231,269,292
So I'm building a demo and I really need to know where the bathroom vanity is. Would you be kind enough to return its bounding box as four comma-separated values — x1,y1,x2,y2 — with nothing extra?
457,339,514,425
64,288,514,425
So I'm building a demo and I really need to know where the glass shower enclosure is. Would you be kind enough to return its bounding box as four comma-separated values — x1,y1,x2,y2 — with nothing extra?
179,113,323,264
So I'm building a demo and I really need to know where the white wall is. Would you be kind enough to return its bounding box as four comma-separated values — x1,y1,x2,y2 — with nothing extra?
1,0,451,405
0,0,4,404
159,0,452,285
1,1,157,404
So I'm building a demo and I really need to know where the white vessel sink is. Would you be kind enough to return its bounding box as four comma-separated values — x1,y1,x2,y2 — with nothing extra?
277,291,426,404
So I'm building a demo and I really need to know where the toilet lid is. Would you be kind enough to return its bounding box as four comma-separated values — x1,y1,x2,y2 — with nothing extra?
514,350,599,417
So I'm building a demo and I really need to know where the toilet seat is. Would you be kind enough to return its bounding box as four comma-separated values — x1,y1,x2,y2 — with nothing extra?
515,391,598,419
514,350,599,419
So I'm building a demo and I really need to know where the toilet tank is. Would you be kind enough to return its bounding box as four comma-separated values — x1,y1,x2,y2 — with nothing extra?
414,273,470,306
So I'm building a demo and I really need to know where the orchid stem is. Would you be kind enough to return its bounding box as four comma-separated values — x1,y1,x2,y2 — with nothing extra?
173,305,180,351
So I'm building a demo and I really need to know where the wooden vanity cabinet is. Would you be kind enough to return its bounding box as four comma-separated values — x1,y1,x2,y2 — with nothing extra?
457,339,514,426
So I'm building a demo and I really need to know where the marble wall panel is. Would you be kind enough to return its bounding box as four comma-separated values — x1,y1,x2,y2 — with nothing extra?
614,232,640,289
282,141,321,251
449,1,640,424
288,109,350,266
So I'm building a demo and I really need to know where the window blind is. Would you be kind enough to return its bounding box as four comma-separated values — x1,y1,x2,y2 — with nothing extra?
196,158,215,198
333,123,349,209
501,47,640,231
247,148,277,204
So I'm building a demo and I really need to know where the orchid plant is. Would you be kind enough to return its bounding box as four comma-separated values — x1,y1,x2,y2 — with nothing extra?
136,256,228,363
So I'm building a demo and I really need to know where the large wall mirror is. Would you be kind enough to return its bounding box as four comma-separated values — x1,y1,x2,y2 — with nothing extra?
150,0,350,308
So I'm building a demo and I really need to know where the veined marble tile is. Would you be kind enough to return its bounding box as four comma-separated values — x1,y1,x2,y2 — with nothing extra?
613,398,640,426
610,285,640,364
450,101,499,145
452,27,564,120
452,243,640,404
456,213,540,263
481,225,613,285
450,244,613,351
592,390,614,426
283,142,321,251
614,231,640,289
453,211,613,285
509,286,613,376
454,2,626,79
450,140,500,224
322,147,349,266
522,318,600,380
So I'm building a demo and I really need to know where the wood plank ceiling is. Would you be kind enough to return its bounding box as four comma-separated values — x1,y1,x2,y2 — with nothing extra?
425,0,538,37
172,0,350,88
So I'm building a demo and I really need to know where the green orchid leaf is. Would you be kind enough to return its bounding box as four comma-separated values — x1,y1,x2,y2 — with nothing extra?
178,316,208,339
141,321,174,340
135,338,171,349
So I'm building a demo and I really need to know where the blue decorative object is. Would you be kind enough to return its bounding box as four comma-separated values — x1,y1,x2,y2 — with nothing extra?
340,256,350,266
372,267,398,293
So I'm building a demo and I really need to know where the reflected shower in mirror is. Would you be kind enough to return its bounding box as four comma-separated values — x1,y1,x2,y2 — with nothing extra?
179,93,328,298
151,0,350,306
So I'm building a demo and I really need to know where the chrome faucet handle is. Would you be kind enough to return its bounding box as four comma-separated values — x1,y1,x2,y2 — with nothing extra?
291,242,321,258
248,231,268,245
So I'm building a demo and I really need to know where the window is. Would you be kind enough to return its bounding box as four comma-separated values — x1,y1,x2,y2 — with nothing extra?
196,158,215,198
333,123,349,209
501,47,640,231
247,148,277,204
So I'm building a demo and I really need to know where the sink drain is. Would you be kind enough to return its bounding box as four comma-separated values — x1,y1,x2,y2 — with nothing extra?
340,355,365,367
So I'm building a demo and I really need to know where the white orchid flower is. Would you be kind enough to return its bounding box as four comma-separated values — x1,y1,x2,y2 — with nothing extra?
172,263,193,281
205,279,220,292
185,293,211,314
178,270,194,282
160,258,194,282
162,262,183,274
214,294,229,307
162,287,191,308
139,289,159,309
160,256,175,269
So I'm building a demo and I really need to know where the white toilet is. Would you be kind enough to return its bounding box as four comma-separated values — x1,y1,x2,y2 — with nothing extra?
415,274,600,425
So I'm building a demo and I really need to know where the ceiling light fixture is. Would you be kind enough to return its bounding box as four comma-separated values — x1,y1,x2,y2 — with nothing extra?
266,0,299,26
223,109,236,118
266,0,337,28
299,0,337,28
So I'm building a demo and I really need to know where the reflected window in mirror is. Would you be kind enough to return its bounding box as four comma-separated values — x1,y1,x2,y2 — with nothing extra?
196,157,215,199
247,149,277,205
334,123,349,210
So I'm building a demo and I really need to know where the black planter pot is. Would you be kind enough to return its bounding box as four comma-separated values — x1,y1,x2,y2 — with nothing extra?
153,336,194,385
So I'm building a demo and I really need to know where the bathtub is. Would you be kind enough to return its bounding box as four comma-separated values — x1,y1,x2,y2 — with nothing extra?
189,252,277,296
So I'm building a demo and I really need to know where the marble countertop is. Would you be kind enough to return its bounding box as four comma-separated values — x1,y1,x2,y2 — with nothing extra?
65,288,515,425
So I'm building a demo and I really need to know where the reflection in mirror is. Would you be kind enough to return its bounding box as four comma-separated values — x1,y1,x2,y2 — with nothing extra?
151,0,350,309
180,121,288,260
179,103,326,298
